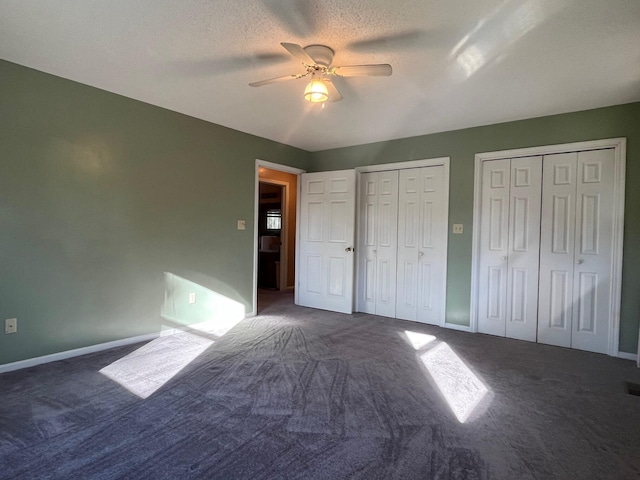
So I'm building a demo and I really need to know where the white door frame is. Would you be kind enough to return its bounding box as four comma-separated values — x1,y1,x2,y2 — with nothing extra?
251,159,305,317
355,156,451,328
470,138,626,357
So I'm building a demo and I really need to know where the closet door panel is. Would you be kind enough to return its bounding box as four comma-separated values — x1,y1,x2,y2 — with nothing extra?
357,172,378,314
396,168,420,321
477,159,510,336
571,148,615,354
417,165,447,325
357,171,398,317
375,170,399,318
505,156,542,341
538,153,577,348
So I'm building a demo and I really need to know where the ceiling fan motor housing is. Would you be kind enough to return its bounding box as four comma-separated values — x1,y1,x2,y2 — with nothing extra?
303,45,334,67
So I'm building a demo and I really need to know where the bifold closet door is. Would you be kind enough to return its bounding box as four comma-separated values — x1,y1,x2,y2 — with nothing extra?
357,171,399,318
506,157,542,340
477,159,510,336
396,166,447,325
537,153,576,348
477,157,542,341
538,149,615,354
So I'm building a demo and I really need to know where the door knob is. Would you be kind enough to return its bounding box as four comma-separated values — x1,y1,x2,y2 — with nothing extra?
501,256,507,261
345,247,353,252
576,259,584,264
373,250,377,255
418,251,424,257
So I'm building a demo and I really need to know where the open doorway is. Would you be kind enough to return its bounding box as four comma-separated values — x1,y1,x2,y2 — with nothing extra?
257,182,283,290
254,161,303,314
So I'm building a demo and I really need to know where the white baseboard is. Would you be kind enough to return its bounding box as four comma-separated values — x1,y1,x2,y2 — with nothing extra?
0,332,160,375
0,315,251,375
3,318,632,374
617,351,638,362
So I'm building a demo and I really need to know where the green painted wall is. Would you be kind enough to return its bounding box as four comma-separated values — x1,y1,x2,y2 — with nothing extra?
0,60,310,365
310,102,640,354
1,57,637,366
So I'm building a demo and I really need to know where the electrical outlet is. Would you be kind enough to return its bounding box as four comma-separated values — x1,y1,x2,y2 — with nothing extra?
5,318,17,334
188,293,196,304
453,224,464,234
237,220,246,230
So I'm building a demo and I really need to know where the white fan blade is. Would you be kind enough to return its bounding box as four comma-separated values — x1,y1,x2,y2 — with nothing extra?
249,73,306,87
281,42,316,66
331,64,392,77
324,79,343,102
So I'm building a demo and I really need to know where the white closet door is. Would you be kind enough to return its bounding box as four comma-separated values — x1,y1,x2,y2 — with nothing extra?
396,166,447,325
538,150,616,353
375,171,399,318
538,152,578,347
571,149,615,354
297,170,356,314
416,165,447,324
477,159,510,336
505,156,542,341
358,172,378,314
357,171,398,317
396,168,421,321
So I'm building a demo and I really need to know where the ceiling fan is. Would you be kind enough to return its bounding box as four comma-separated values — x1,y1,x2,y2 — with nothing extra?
249,42,392,103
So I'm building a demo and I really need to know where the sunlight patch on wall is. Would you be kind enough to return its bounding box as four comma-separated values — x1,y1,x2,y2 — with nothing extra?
162,272,245,336
420,343,489,423
163,312,243,338
100,331,214,399
205,296,245,336
48,136,116,176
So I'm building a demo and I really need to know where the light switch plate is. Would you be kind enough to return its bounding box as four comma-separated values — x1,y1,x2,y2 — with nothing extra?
453,224,463,234
188,293,196,304
237,220,246,230
5,318,17,334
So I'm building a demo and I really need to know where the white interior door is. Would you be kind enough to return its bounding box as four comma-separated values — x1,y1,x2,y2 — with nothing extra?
477,159,510,336
297,170,356,313
570,149,615,354
477,157,542,341
537,149,615,354
357,171,398,317
505,156,542,341
538,152,577,348
358,172,378,315
416,165,447,324
396,168,422,322
396,166,447,325
473,139,625,357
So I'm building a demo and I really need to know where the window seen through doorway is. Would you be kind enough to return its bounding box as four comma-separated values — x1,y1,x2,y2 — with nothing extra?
266,209,282,230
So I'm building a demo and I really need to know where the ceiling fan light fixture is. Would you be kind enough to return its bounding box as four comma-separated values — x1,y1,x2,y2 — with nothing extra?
304,78,329,103
250,42,392,103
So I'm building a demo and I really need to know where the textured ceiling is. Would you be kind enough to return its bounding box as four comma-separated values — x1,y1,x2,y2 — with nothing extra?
1,0,639,151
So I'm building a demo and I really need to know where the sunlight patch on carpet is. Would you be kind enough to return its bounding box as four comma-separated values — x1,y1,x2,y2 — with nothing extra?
420,342,489,423
100,332,213,398
404,331,436,350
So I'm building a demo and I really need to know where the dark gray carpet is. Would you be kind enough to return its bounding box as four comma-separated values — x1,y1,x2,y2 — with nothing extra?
1,290,639,479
